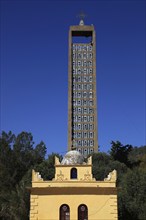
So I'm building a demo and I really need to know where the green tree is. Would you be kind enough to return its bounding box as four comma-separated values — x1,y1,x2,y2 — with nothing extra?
33,141,47,164
91,152,128,183
118,168,146,220
0,131,47,220
128,146,146,168
109,141,132,166
35,153,62,180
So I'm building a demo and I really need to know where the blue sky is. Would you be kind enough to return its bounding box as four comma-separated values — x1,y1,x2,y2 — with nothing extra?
1,0,145,154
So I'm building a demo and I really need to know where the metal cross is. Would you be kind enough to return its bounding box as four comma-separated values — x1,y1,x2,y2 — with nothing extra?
77,11,87,21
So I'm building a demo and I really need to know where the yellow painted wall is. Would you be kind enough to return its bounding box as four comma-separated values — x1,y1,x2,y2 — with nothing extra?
30,194,117,220
30,156,118,220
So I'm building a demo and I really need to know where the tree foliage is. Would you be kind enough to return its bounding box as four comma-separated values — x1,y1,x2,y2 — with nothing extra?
0,131,47,220
0,131,146,220
109,141,133,166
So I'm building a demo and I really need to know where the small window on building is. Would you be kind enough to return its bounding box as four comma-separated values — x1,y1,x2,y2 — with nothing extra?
83,108,87,114
78,204,88,220
78,140,81,146
84,116,87,122
84,76,87,82
78,53,82,59
90,148,94,153
84,132,87,138
73,61,75,67
89,108,93,114
89,68,93,74
84,141,87,147
84,68,87,74
77,92,81,98
89,76,93,82
77,132,81,138
83,53,86,59
89,100,93,106
78,124,81,130
90,140,94,147
78,61,81,66
78,100,81,106
78,108,81,114
78,84,81,90
89,45,92,51
60,204,70,220
78,45,81,51
78,115,81,122
89,53,92,59
89,132,93,138
83,61,87,67
71,168,77,179
84,84,87,90
89,61,92,67
78,68,81,74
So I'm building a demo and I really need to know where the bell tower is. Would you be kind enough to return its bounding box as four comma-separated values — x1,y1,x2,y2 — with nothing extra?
68,17,98,156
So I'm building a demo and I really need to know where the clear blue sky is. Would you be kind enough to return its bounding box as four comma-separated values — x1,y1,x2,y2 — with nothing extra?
1,0,145,154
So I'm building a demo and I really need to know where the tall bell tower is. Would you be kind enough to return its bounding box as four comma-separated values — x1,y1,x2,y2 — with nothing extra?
68,16,98,156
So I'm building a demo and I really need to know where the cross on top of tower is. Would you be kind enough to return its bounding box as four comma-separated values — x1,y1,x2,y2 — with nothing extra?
77,11,87,26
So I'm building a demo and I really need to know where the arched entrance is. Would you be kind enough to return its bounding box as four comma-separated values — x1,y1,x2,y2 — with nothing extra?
60,204,70,220
78,204,88,220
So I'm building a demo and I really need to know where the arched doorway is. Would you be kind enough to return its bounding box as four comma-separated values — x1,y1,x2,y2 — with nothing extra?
60,204,70,220
78,204,88,220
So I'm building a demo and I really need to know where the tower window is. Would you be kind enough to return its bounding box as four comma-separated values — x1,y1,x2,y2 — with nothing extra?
83,92,87,98
89,76,93,82
89,108,94,114
78,100,81,106
78,68,81,74
89,53,92,59
90,140,94,146
84,116,87,122
89,61,92,67
89,68,93,74
89,45,92,51
78,92,81,98
78,116,81,122
78,140,81,146
78,45,81,51
89,100,93,106
78,61,81,66
90,132,93,138
78,53,82,59
83,53,87,59
83,61,87,67
84,140,87,147
71,168,77,179
84,76,87,82
78,124,81,130
84,132,87,138
78,76,81,82
89,92,93,98
77,132,81,138
83,108,87,114
83,45,87,51
89,124,94,130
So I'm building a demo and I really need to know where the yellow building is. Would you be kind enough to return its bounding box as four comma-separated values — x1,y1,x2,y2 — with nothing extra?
30,150,118,220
